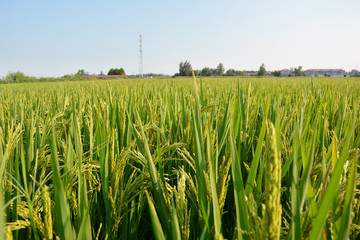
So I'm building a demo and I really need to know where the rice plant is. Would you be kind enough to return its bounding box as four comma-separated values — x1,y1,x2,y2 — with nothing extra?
0,76,359,239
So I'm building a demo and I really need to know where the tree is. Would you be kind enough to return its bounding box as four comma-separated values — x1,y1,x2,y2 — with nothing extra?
108,68,126,75
119,68,125,75
224,69,244,76
225,69,236,76
193,70,201,76
271,70,281,77
4,72,36,83
76,69,86,75
258,63,266,76
179,61,192,76
216,63,225,76
293,66,305,76
201,67,214,77
108,68,115,75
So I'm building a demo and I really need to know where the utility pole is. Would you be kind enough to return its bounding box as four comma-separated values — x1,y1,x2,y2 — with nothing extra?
139,34,143,78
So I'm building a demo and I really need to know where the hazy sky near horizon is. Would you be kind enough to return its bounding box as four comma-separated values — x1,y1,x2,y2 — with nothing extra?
1,0,360,78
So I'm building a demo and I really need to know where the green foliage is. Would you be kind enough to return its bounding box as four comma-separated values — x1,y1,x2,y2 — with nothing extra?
198,63,245,77
0,187,4,240
293,66,305,76
0,72,90,84
197,63,245,77
257,63,266,76
3,72,37,83
108,68,126,75
76,69,87,75
201,67,214,77
178,61,193,76
271,70,281,77
0,77,359,239
225,69,244,76
216,63,225,76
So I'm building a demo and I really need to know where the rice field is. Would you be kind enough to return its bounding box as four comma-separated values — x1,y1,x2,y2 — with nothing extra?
0,76,359,239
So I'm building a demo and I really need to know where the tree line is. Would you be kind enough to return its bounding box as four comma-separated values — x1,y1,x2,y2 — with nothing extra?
0,72,88,84
107,68,125,75
76,68,126,76
174,61,244,77
1,68,127,84
174,61,307,77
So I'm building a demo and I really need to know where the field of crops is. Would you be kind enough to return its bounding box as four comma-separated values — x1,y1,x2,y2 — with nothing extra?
0,77,359,239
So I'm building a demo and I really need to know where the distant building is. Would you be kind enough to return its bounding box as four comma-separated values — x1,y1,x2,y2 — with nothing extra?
304,69,346,77
244,71,256,76
350,69,359,76
280,69,294,77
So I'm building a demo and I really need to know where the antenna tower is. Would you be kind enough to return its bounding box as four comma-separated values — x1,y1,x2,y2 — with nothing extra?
139,34,143,78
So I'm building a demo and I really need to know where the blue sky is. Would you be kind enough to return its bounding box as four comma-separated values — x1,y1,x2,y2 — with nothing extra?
1,0,360,77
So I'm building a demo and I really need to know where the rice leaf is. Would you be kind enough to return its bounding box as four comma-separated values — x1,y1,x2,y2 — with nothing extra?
50,124,76,240
244,94,270,196
309,125,353,240
337,150,357,240
230,127,249,240
146,192,166,240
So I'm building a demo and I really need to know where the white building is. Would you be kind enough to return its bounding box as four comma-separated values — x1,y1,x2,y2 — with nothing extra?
304,69,346,77
244,71,256,76
280,69,294,77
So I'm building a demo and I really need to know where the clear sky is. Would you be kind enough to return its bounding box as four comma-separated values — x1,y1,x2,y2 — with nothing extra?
1,0,360,78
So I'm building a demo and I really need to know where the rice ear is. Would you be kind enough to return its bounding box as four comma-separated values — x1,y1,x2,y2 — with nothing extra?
43,185,53,240
262,123,282,240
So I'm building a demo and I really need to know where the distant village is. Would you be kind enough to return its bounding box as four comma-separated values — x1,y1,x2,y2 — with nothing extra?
82,68,360,79
245,69,360,77
77,65,360,79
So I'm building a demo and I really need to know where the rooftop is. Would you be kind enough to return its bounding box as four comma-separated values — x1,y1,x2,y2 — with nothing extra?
305,69,344,71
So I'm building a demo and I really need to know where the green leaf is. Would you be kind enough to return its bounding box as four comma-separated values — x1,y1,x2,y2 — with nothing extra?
299,129,317,210
77,207,91,240
146,192,166,240
207,124,222,237
230,127,249,240
133,110,172,237
245,94,270,196
50,125,76,240
291,125,302,240
309,126,353,240
0,187,4,240
337,150,357,240
171,200,181,240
